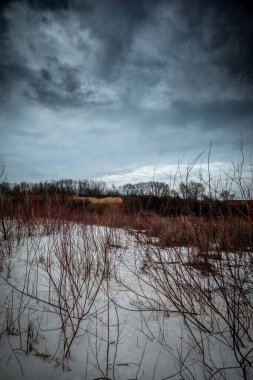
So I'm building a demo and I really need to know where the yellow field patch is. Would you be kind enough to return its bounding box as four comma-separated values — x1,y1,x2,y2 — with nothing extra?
73,196,123,206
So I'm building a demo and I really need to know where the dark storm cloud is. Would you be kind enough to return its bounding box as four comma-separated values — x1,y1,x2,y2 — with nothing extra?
0,0,147,97
83,0,146,79
0,0,71,11
0,3,116,108
25,63,112,108
158,99,253,130
0,0,253,182
201,0,253,81
1,0,253,107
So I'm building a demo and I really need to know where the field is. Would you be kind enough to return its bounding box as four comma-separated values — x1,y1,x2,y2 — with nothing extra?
1,152,253,380
0,204,253,380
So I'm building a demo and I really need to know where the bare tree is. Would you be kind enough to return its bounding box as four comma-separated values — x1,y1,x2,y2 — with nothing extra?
0,157,7,240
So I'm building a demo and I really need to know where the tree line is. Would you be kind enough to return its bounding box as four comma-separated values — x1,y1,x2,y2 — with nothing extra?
0,178,236,201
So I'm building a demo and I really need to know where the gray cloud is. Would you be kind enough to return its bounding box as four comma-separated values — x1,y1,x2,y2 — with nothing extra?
0,0,252,183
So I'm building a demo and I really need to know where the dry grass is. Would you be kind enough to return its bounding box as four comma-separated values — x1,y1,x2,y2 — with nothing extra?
72,196,123,206
140,214,253,254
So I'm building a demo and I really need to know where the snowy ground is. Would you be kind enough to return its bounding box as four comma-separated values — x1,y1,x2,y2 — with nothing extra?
0,221,252,379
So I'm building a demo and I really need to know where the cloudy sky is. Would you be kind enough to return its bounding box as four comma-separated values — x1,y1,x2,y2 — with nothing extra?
0,0,253,184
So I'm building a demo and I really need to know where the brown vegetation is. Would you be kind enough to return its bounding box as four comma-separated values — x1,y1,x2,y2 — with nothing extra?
1,152,253,379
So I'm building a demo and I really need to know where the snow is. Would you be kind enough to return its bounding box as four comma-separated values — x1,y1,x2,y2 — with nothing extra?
0,222,252,379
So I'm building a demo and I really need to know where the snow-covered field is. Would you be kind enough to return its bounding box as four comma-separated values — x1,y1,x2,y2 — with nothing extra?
0,221,252,379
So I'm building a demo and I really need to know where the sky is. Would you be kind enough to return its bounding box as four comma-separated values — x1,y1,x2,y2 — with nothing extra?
0,0,253,185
